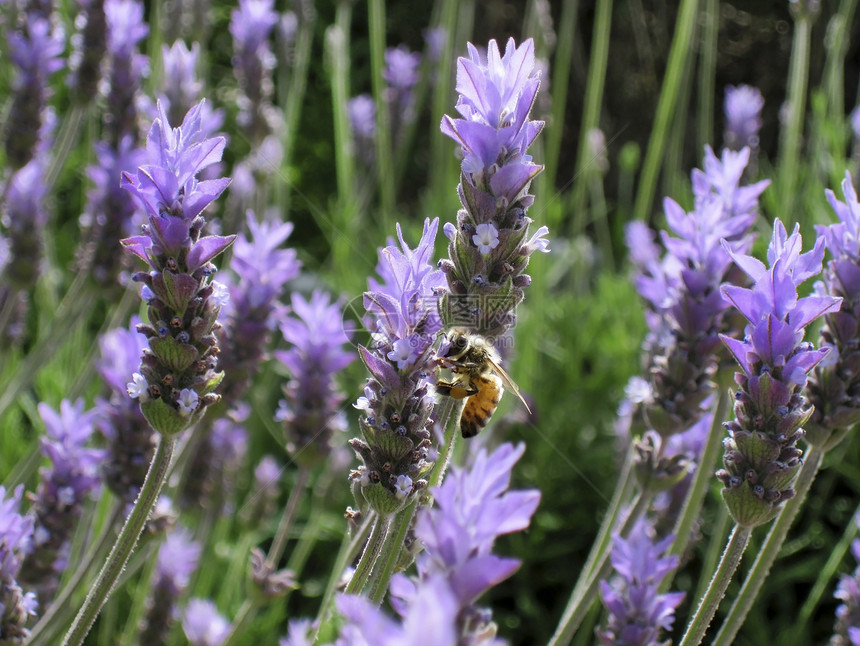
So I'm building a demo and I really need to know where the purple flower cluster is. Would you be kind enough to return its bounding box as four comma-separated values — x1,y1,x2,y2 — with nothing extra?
724,85,764,153
121,100,234,436
218,212,301,406
4,17,64,169
597,520,685,646
349,218,445,515
67,0,108,104
807,173,860,447
384,45,421,145
717,219,841,526
833,515,860,646
139,527,201,645
182,598,231,646
347,44,421,165
0,486,37,643
627,147,765,438
275,290,354,467
3,132,54,293
103,0,149,146
79,136,148,288
230,0,281,145
95,317,156,504
336,443,539,645
439,38,548,338
19,400,104,601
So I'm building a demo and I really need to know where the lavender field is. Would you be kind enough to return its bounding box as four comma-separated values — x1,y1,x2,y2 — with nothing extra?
2,1,860,645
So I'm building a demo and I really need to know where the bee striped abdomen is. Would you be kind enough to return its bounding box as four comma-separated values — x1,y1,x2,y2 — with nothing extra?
460,374,503,438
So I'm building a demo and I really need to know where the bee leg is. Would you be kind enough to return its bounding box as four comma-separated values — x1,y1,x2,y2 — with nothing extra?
436,379,478,400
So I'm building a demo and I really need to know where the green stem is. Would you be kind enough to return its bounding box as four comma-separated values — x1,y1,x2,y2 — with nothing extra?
678,524,753,646
693,504,730,604
343,514,389,595
711,445,826,646
279,0,315,216
312,512,375,643
428,0,459,210
542,0,578,209
632,0,699,222
61,435,176,646
221,599,257,646
796,498,860,628
43,105,86,192
367,501,416,604
547,487,651,646
777,10,812,222
662,390,729,589
580,447,636,584
696,0,718,153
368,0,394,228
570,0,612,236
267,467,311,568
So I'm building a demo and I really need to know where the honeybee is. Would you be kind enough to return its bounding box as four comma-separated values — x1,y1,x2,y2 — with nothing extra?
435,328,530,437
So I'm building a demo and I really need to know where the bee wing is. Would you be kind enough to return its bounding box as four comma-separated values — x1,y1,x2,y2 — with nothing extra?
486,356,531,414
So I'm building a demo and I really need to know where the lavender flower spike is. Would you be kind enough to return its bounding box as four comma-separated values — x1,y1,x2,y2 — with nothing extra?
139,527,201,646
4,17,64,169
182,598,231,646
275,290,354,467
121,100,234,436
627,146,763,438
832,514,860,646
717,219,841,526
0,485,38,643
388,443,539,643
19,400,104,602
724,85,764,153
807,172,860,447
349,218,445,515
597,520,685,646
337,443,536,645
439,37,547,338
218,211,301,406
95,317,156,503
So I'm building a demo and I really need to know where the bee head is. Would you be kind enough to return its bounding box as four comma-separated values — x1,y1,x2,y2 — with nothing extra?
442,328,471,360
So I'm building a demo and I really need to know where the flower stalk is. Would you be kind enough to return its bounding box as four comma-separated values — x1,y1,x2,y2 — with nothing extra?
61,435,175,646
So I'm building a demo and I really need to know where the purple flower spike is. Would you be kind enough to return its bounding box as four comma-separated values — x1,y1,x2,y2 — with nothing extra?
833,514,860,646
0,485,38,642
96,317,157,503
807,172,860,446
349,219,444,515
230,0,281,144
121,101,234,436
410,443,540,606
717,218,841,527
182,598,231,646
384,45,422,144
724,84,764,152
103,0,149,146
20,400,104,601
597,520,685,646
218,211,301,405
626,146,763,439
341,443,537,645
4,16,64,169
139,527,201,645
275,290,354,467
439,38,547,338
68,0,108,104
335,577,463,646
